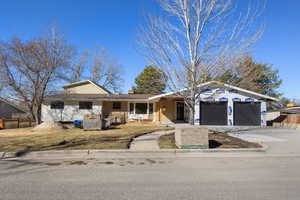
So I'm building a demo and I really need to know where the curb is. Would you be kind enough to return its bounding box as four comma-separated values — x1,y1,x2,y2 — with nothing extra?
0,144,268,160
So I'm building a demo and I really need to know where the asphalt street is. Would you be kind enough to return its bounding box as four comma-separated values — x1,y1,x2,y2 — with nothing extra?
0,128,300,200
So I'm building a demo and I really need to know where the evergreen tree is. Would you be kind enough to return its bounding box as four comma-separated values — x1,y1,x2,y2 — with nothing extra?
218,56,282,98
133,66,166,94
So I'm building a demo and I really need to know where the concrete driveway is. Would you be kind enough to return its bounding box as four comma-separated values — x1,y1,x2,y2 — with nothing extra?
229,128,300,155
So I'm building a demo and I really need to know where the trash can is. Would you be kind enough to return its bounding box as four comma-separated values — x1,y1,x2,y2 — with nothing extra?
74,120,83,128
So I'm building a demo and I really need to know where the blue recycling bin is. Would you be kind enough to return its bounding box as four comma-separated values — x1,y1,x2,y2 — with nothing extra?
74,120,83,128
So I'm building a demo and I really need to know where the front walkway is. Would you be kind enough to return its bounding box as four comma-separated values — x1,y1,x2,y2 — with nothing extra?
129,130,174,151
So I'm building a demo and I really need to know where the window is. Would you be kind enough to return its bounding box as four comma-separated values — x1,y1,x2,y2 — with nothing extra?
50,101,64,109
149,103,153,114
130,103,134,114
79,102,93,110
112,102,121,110
135,103,147,114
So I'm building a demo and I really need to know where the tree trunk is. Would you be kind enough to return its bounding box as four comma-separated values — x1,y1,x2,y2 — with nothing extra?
188,88,195,125
189,108,195,125
37,104,42,124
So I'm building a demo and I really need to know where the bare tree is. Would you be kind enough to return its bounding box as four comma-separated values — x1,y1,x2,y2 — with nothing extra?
66,48,123,93
137,0,265,124
0,27,73,123
65,51,89,83
90,48,122,93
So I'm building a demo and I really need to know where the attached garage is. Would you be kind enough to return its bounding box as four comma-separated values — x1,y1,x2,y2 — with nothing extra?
200,101,228,125
148,81,278,126
234,102,261,126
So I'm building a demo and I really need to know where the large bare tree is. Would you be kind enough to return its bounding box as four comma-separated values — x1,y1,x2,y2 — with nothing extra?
138,0,265,124
64,48,123,93
0,28,73,123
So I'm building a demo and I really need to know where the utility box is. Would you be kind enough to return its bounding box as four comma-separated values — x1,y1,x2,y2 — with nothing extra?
175,126,209,149
83,114,102,131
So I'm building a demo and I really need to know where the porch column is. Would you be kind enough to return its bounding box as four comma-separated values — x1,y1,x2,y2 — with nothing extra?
147,102,149,115
153,102,156,122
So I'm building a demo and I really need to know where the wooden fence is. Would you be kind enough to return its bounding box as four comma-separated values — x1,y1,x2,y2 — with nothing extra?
281,114,300,124
0,118,36,129
272,114,300,124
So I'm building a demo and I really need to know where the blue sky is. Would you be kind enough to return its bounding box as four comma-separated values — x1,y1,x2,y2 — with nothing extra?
0,0,299,98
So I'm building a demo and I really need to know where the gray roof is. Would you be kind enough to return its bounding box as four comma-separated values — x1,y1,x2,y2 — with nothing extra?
281,107,300,114
44,93,156,102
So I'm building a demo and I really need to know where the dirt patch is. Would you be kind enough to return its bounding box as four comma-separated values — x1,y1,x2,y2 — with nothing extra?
158,134,177,149
209,132,262,148
32,121,64,131
159,132,262,149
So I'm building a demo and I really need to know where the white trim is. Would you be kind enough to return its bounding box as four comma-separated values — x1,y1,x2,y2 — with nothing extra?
220,82,278,101
127,102,154,121
148,82,213,100
149,81,278,101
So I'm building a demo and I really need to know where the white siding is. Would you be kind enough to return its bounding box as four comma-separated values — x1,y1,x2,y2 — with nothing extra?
42,101,102,121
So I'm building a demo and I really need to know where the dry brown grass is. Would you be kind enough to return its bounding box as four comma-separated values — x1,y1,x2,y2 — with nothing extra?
0,124,173,152
158,134,177,149
124,121,157,126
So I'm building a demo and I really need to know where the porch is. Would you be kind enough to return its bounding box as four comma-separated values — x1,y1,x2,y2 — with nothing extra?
101,101,155,123
101,97,188,124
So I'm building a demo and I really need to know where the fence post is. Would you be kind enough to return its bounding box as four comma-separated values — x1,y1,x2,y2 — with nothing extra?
29,118,32,127
17,118,20,128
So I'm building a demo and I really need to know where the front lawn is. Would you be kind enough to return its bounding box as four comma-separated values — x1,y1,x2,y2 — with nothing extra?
159,131,262,149
0,124,172,152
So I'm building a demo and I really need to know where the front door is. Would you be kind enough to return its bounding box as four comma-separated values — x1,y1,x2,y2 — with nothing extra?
176,102,185,121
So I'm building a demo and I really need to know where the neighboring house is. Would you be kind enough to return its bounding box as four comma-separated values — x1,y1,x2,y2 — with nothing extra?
42,80,277,126
0,97,28,119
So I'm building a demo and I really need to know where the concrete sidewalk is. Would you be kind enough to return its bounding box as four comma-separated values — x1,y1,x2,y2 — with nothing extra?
129,130,174,151
0,145,268,161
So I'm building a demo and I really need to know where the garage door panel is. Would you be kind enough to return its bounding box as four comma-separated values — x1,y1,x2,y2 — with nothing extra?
200,102,228,125
234,102,261,126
